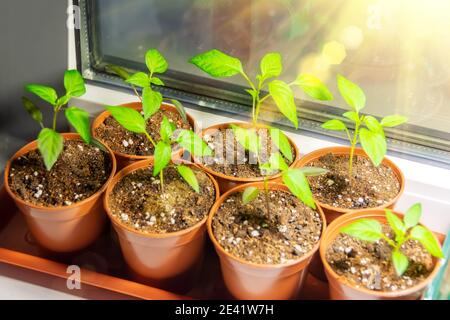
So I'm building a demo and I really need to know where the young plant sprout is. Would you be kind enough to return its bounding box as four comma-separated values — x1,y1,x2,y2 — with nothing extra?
106,48,188,123
106,106,212,192
340,203,444,276
23,70,94,170
321,74,408,177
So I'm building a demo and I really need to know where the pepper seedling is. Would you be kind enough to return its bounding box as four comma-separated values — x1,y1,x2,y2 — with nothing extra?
105,48,188,123
340,203,444,276
106,106,212,192
321,74,408,178
23,70,95,170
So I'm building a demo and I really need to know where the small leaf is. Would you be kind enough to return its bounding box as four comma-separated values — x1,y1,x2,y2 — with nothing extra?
268,152,289,172
245,89,258,100
404,203,422,230
64,69,86,97
295,74,333,101
343,111,359,122
385,209,406,241
242,186,260,204
106,106,146,134
176,130,212,157
269,127,293,162
145,49,168,74
105,64,130,80
321,119,347,131
364,116,384,134
259,162,275,175
268,80,298,128
153,141,171,176
142,87,162,120
22,96,43,125
37,128,63,171
150,77,165,86
410,225,444,258
337,74,366,112
282,168,315,209
260,52,282,79
170,99,188,123
392,250,409,276
160,115,175,142
25,84,57,106
56,94,70,106
359,128,387,166
177,165,199,193
189,49,243,78
381,115,408,127
65,106,91,144
230,124,260,155
340,219,383,242
298,166,328,177
125,72,150,88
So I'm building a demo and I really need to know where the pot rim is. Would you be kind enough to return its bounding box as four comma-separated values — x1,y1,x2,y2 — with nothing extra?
103,158,220,239
207,181,327,270
193,121,300,183
91,102,197,161
3,132,117,211
296,146,405,214
319,208,442,298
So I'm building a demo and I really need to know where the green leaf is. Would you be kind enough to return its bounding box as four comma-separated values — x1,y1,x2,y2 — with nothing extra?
392,250,409,276
125,72,150,88
364,116,384,134
64,69,86,97
176,130,212,157
153,141,171,176
343,111,359,122
106,106,146,134
410,225,444,258
105,64,130,81
242,186,260,204
25,84,57,106
170,99,188,124
189,49,243,78
381,115,408,127
340,219,383,242
160,115,175,142
298,166,328,176
269,127,293,162
268,80,298,128
230,124,260,155
282,168,315,209
321,119,347,131
359,128,387,166
145,49,168,74
56,94,70,106
337,74,366,112
177,165,199,193
268,152,289,172
65,106,91,144
142,87,162,120
404,203,422,230
260,52,282,79
37,128,63,171
150,77,165,86
259,162,275,174
22,96,43,125
385,209,406,241
295,74,333,101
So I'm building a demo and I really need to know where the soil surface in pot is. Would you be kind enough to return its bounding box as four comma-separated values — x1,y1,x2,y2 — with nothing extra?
8,140,112,207
212,189,322,264
202,127,294,178
326,224,434,292
95,109,191,156
108,166,215,233
306,153,400,209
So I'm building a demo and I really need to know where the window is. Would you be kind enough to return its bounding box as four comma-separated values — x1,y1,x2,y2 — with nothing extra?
77,0,450,164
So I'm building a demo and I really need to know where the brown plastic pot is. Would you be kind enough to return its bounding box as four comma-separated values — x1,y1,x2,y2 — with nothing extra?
92,102,197,170
320,209,442,300
3,133,117,253
207,182,326,300
194,122,300,193
103,159,220,288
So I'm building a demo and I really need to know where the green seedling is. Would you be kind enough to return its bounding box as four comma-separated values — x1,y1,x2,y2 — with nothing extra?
105,48,188,123
340,203,444,276
321,74,408,177
23,70,95,170
106,106,212,192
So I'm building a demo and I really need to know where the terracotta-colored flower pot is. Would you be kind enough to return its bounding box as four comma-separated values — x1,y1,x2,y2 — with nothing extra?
207,182,326,300
92,102,197,170
103,159,220,288
194,122,300,193
320,209,442,300
3,133,117,253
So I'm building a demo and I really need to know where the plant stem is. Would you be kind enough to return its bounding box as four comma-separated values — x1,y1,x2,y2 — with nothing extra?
52,107,60,130
144,131,157,148
239,71,258,124
263,177,270,217
132,85,142,102
348,119,361,178
160,168,164,193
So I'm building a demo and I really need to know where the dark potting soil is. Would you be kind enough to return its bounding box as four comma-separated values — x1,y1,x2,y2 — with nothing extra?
108,166,216,233
95,108,192,156
8,140,112,207
326,224,434,292
201,127,295,178
212,189,323,264
306,153,400,209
